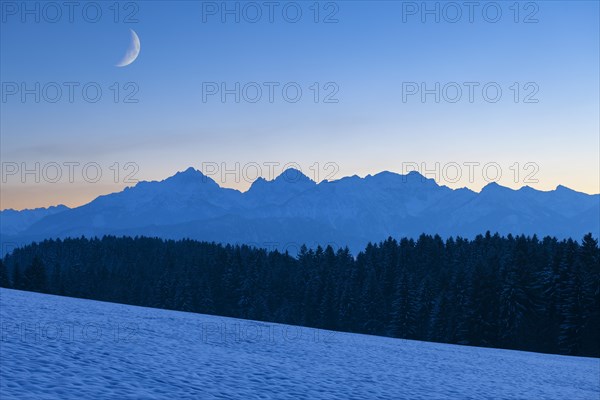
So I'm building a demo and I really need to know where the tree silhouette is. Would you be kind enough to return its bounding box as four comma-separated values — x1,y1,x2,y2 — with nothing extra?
1,233,598,357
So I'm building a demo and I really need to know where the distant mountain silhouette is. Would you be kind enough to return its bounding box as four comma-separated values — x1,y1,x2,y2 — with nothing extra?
0,205,69,236
1,168,598,254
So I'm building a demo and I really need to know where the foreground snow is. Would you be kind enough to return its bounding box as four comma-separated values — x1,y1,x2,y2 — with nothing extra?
1,289,598,399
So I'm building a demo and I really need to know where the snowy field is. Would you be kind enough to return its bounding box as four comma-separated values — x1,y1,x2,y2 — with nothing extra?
1,289,598,399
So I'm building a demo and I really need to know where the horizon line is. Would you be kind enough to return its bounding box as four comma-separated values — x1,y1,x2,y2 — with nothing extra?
2,166,598,213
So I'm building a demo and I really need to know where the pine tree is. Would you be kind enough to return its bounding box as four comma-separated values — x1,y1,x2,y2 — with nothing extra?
0,260,10,288
197,280,216,314
12,263,22,290
1,233,597,357
23,256,47,293
453,267,475,345
557,240,583,355
498,236,536,349
388,271,418,339
578,233,600,356
51,263,63,295
427,289,451,343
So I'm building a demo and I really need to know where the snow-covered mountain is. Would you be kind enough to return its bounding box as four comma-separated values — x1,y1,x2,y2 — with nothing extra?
1,167,598,253
0,205,69,236
1,288,598,399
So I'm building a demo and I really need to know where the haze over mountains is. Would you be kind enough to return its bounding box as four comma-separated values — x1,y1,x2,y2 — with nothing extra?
1,168,598,254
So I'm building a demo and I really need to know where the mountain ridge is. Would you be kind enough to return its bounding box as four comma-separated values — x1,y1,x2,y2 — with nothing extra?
1,167,598,254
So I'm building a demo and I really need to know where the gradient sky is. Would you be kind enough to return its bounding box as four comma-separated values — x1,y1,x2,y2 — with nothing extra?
1,0,599,210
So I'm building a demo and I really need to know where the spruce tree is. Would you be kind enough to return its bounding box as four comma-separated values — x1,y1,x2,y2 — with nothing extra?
579,233,600,355
12,263,22,290
23,256,47,293
0,260,10,288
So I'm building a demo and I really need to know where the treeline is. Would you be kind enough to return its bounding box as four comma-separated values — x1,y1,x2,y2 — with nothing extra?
1,233,598,357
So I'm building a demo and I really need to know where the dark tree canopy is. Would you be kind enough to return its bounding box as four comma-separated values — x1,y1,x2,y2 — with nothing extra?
3,233,599,357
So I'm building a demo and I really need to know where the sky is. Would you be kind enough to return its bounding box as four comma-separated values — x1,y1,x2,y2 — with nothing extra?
1,0,599,210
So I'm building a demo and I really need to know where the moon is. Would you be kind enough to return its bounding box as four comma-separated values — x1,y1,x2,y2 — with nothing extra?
116,29,140,67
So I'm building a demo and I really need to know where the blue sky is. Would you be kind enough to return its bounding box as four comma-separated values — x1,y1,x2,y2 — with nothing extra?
1,0,599,209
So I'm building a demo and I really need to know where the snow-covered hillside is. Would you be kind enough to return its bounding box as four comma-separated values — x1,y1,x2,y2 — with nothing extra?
1,289,598,399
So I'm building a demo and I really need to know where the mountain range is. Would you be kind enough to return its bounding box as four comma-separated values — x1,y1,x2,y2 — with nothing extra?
1,167,598,254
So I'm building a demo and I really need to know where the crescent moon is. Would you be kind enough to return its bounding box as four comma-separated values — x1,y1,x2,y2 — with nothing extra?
116,29,140,67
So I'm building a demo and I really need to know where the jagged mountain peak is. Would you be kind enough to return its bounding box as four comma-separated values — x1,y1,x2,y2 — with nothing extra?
274,168,315,184
480,181,513,193
363,170,438,188
3,168,598,255
169,167,206,179
555,184,581,193
159,167,219,188
248,168,315,193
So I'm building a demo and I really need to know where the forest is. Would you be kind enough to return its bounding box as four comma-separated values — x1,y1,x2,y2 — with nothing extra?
1,233,598,357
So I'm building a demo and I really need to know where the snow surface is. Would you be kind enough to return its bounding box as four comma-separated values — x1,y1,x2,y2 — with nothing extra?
1,288,598,399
